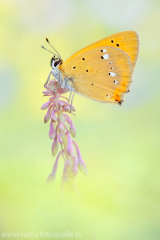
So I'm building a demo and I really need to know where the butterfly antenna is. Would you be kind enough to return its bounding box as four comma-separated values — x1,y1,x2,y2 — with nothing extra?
46,38,61,59
41,46,60,58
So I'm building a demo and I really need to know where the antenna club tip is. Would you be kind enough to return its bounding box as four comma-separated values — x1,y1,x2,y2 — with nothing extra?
46,38,49,42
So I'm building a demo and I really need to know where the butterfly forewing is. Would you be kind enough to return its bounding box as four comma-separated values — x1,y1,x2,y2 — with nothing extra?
59,46,132,104
63,31,139,70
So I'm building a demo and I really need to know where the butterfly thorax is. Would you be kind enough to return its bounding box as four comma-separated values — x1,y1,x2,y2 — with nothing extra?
50,57,74,92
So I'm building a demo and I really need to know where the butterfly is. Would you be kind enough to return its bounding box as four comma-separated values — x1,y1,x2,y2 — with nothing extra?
42,31,139,105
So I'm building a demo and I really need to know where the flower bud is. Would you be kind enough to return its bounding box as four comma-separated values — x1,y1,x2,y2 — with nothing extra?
58,133,63,144
44,105,53,123
70,122,76,137
51,110,57,122
49,121,56,139
63,106,70,112
78,158,88,176
52,139,59,157
41,101,52,110
44,112,50,123
63,104,76,112
72,140,87,176
66,132,74,157
43,90,50,95
44,114,50,123
46,150,63,183
58,101,64,107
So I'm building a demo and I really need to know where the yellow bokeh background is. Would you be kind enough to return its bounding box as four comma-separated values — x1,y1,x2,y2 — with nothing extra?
0,0,160,239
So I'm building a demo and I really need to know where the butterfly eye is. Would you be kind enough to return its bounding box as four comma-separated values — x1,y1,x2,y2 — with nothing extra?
54,60,61,67
54,61,59,67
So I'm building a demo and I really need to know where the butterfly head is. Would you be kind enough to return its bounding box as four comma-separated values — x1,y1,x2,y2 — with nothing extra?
41,38,62,69
51,56,62,69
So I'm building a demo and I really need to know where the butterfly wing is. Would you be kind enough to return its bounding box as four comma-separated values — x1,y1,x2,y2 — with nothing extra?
63,31,139,70
59,46,132,104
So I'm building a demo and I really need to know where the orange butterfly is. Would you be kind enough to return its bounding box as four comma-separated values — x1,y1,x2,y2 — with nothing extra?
42,31,139,105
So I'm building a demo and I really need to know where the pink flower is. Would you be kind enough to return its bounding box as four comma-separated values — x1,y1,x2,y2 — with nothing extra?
41,79,87,190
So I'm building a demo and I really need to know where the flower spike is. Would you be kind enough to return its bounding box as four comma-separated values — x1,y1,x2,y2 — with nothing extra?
41,79,87,191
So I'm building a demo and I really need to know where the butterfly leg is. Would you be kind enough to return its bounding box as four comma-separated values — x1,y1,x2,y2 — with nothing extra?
68,92,72,103
55,71,64,90
70,91,75,113
44,71,52,87
57,71,62,88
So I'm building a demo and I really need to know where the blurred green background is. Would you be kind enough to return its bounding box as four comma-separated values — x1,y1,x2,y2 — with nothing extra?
0,0,160,239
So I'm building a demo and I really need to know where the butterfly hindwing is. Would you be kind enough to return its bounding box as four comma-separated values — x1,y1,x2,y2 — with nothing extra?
59,46,132,104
